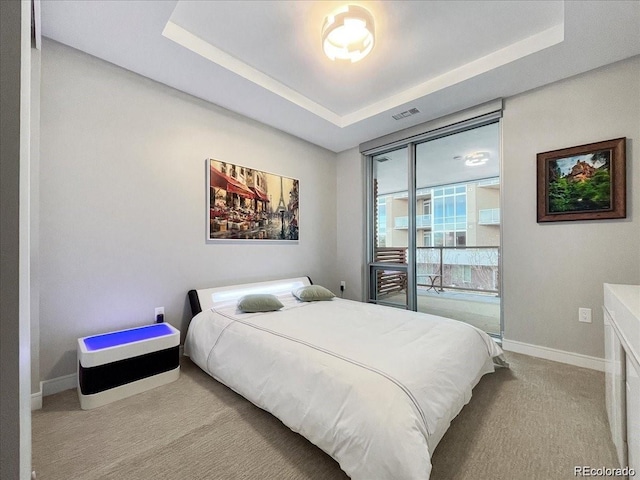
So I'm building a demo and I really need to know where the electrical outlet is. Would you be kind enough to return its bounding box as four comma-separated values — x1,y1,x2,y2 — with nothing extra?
340,281,346,289
155,307,165,323
578,307,592,323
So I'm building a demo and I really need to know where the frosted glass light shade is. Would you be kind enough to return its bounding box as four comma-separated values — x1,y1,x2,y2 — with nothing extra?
322,5,375,63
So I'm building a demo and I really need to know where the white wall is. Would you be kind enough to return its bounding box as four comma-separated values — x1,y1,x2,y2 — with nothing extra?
336,56,640,360
335,147,365,301
39,40,338,380
502,56,640,358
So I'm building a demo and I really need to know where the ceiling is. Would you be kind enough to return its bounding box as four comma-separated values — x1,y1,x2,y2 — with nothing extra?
40,1,640,153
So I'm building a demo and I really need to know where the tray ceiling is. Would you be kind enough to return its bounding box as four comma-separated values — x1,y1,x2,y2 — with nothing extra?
41,1,640,152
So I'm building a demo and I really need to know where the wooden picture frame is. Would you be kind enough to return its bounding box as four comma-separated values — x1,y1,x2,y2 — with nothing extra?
536,138,626,222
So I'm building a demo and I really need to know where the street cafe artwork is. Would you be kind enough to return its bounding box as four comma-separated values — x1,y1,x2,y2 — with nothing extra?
208,159,299,241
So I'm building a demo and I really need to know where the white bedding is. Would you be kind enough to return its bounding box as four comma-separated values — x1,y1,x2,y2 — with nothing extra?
185,284,504,480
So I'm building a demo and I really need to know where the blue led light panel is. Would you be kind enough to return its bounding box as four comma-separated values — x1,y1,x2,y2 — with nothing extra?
83,324,174,351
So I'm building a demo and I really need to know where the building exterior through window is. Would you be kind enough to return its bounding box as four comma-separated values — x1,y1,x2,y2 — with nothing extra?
376,176,500,292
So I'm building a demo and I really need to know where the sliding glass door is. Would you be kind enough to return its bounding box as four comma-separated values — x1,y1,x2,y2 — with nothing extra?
414,123,501,336
366,120,502,338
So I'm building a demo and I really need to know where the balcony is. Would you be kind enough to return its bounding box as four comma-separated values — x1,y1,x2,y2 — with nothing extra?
372,246,501,336
478,208,500,225
394,214,432,229
373,246,500,295
415,246,500,293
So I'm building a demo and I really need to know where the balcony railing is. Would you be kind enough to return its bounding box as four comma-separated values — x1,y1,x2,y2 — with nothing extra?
478,208,500,225
374,246,500,296
417,246,499,294
394,214,432,229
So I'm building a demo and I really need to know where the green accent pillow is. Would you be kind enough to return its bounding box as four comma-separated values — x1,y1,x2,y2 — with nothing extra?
237,294,284,313
292,285,335,302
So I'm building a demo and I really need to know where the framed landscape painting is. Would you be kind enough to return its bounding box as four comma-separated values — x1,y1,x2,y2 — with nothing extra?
536,138,626,222
207,159,299,241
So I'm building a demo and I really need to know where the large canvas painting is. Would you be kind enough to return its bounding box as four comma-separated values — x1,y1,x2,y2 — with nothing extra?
536,138,626,222
208,159,299,241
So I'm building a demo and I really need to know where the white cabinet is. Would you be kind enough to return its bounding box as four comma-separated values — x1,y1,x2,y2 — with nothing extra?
604,283,640,472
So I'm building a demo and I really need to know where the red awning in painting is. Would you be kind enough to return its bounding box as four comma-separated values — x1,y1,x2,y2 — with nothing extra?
250,187,269,202
210,166,254,198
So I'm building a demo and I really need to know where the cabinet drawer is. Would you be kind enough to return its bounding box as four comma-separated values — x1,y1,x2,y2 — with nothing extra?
605,307,628,467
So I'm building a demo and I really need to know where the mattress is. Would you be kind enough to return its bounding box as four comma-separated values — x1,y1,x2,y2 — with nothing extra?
185,284,504,479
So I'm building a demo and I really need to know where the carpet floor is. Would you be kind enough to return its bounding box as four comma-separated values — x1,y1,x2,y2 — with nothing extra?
32,352,620,479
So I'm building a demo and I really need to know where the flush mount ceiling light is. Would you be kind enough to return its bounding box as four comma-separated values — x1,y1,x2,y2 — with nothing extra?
464,152,490,167
322,5,375,63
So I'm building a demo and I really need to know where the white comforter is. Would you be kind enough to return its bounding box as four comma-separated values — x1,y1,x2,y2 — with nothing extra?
185,296,504,480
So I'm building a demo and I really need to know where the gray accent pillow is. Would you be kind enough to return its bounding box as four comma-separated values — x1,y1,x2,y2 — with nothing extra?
237,294,284,313
292,285,335,302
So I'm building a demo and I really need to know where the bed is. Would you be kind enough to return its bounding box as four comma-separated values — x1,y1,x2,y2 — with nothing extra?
184,276,506,480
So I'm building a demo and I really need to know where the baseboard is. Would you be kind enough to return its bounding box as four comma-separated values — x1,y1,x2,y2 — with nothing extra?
502,339,605,372
31,390,42,411
33,373,75,410
42,372,77,397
